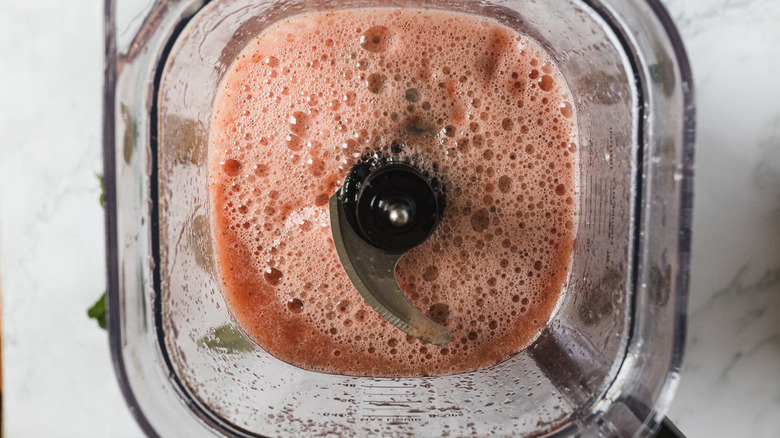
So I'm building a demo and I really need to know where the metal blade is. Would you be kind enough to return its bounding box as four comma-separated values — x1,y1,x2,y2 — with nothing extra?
329,192,450,346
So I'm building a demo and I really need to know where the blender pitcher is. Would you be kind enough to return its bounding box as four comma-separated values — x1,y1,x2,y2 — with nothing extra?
103,0,694,436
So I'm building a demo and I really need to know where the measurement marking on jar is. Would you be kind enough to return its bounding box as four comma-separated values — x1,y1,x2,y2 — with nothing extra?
365,400,423,404
364,385,414,389
360,415,423,422
428,412,464,418
362,415,421,417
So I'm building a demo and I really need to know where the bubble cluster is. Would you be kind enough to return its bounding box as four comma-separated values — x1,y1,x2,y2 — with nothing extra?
208,8,579,377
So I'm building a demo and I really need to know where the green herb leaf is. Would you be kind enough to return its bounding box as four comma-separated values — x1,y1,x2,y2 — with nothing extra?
87,292,107,330
198,324,255,354
96,173,104,207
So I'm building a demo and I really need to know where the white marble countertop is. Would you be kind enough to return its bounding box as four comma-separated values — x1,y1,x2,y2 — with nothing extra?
1,0,779,436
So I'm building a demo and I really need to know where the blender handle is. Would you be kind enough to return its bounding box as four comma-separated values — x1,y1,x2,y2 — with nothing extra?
654,417,686,438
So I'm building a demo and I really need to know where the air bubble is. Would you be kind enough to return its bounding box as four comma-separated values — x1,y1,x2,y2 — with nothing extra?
285,133,304,151
538,75,554,92
498,175,512,193
366,73,387,93
501,118,514,131
343,91,357,106
361,26,393,53
471,209,491,232
404,88,420,102
427,303,450,325
264,267,283,285
422,266,439,281
287,298,304,313
560,102,572,118
221,159,242,176
254,164,269,177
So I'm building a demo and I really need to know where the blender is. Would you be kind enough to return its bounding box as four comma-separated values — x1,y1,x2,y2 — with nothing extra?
103,0,694,436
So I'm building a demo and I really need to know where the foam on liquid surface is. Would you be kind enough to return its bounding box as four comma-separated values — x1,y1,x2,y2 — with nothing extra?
208,8,579,376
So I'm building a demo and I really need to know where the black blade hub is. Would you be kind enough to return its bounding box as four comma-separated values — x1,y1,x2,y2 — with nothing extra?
339,153,445,252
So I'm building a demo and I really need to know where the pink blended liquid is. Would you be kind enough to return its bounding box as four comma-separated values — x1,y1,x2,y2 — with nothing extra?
208,8,579,377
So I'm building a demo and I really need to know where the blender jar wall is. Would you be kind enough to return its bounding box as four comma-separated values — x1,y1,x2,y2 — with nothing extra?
104,0,693,436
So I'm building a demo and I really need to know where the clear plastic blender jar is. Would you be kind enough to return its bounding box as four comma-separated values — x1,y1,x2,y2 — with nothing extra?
103,0,694,436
